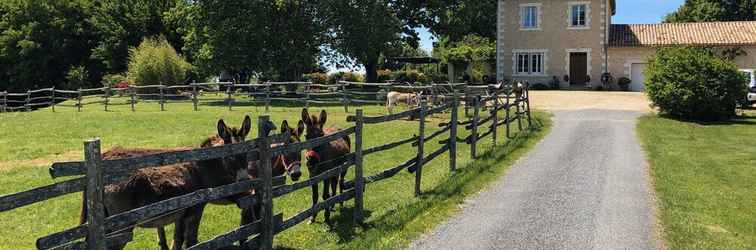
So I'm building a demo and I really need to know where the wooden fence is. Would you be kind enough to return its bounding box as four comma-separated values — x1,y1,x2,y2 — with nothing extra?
0,81,471,113
0,86,532,250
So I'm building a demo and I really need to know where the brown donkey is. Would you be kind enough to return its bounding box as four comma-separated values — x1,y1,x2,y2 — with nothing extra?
301,109,351,224
100,119,304,249
81,116,253,250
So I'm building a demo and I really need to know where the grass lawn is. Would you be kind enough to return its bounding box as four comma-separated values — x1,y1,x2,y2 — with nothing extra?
638,113,756,249
0,99,551,249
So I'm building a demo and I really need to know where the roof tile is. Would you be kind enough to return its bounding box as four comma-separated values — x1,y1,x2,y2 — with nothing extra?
609,21,756,47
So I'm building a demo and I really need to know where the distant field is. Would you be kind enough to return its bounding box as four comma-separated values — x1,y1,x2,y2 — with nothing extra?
0,100,551,249
638,114,756,249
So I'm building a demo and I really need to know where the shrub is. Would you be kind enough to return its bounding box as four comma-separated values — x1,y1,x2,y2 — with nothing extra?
617,77,631,91
392,70,430,84
530,83,551,90
304,72,328,85
429,73,449,83
127,36,192,86
62,66,89,90
377,69,392,83
646,46,747,121
328,71,364,84
101,74,129,88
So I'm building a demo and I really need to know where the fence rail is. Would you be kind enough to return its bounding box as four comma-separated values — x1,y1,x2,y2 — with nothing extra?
0,84,533,250
0,81,479,114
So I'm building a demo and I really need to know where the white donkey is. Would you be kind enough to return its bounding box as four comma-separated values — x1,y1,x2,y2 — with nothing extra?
386,91,420,114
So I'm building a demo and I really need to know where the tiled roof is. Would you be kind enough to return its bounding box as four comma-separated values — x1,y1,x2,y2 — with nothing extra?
609,21,756,47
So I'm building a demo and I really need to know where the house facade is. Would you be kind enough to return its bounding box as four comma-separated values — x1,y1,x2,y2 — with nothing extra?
496,0,756,91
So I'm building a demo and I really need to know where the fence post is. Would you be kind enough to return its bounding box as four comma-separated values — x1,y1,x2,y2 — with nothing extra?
84,139,106,250
104,87,110,112
415,100,427,197
341,82,349,113
77,89,83,112
129,86,135,112
353,109,365,224
265,82,271,113
304,82,311,109
191,82,198,111
471,96,480,159
25,90,31,112
227,82,233,111
505,93,511,138
159,85,165,111
525,86,532,128
516,93,523,132
449,94,458,172
492,92,499,146
257,116,274,250
50,88,56,112
1,91,6,113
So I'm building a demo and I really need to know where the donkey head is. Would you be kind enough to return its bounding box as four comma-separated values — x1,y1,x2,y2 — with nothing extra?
278,120,305,181
215,115,252,182
301,108,327,140
301,108,328,168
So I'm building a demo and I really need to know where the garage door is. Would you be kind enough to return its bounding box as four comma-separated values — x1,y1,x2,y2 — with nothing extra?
630,63,647,92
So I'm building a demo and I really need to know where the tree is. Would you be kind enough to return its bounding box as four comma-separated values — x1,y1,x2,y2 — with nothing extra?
422,0,497,42
320,0,421,82
665,0,755,22
89,0,185,74
645,46,747,120
433,35,495,82
0,0,100,91
181,0,325,82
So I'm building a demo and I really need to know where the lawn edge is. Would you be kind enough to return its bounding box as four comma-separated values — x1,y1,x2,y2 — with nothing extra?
637,114,669,250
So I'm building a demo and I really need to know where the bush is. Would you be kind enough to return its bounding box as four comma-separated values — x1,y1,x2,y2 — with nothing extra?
328,71,364,84
392,70,430,84
617,77,631,91
377,69,392,83
127,36,192,86
646,46,747,121
530,83,551,90
63,66,89,90
304,72,328,85
101,74,129,88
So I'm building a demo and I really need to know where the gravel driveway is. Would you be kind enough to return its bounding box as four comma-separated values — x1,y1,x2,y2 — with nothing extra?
409,92,659,250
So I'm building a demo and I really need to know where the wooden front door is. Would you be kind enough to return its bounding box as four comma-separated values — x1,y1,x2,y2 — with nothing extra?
570,53,587,85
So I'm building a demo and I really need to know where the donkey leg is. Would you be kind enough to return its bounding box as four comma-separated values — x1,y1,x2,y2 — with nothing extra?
172,218,186,250
323,178,333,225
330,175,339,208
309,181,319,224
338,170,347,207
107,227,131,250
182,204,207,248
157,227,169,250
238,205,256,246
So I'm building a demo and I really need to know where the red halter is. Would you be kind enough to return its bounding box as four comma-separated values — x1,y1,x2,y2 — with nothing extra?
305,150,321,162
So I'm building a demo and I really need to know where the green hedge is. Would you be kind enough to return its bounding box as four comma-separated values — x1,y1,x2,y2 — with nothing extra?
646,46,747,121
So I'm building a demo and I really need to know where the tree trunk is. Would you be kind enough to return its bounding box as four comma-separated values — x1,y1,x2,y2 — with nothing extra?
365,59,378,83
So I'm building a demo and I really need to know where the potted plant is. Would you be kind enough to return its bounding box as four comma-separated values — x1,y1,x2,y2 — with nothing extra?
618,77,631,91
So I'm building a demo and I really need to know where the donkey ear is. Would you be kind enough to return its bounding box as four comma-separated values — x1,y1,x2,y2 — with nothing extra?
319,110,327,126
297,120,305,136
239,115,252,138
217,119,231,141
280,120,290,134
301,108,311,125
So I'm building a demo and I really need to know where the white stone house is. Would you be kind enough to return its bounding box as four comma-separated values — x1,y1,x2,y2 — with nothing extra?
496,0,756,91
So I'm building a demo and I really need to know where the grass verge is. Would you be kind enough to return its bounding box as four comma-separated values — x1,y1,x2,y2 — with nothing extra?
638,114,756,249
0,101,551,249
